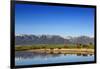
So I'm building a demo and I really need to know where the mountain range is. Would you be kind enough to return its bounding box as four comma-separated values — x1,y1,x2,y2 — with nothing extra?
15,34,94,45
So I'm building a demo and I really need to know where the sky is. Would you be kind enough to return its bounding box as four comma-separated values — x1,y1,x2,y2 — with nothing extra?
15,3,95,37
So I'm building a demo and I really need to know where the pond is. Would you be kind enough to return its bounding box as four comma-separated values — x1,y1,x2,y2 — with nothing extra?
15,51,94,66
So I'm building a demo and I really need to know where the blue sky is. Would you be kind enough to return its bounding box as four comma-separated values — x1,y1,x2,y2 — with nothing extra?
15,3,94,37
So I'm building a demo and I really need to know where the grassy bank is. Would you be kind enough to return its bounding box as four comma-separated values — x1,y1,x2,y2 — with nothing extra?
28,48,94,54
15,44,94,51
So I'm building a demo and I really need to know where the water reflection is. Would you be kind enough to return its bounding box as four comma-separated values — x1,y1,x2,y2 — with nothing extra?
15,51,93,60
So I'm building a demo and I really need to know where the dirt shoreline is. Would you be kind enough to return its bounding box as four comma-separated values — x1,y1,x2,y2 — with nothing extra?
27,48,94,54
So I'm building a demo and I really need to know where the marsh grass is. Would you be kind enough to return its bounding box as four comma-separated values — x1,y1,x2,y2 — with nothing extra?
15,44,94,51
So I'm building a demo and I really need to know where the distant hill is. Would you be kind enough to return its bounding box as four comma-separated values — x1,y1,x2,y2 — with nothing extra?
69,36,94,45
15,34,94,45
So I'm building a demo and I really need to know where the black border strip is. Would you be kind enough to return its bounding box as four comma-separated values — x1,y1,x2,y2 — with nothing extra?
11,1,97,69
11,1,15,69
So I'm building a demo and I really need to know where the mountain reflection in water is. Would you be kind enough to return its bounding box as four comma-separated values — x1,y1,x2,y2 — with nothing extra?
15,51,93,60
15,51,94,66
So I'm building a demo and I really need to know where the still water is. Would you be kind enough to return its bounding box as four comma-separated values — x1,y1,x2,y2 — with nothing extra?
15,51,94,66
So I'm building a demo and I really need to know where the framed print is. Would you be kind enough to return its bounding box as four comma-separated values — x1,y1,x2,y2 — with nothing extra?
11,1,96,69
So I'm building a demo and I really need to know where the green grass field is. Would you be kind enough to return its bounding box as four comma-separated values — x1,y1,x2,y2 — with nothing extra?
15,44,94,51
